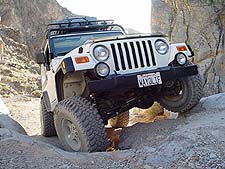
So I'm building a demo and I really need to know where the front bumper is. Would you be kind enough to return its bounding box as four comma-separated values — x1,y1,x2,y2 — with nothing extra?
88,65,198,93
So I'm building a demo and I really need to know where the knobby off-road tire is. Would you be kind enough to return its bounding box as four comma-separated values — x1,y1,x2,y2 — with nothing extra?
54,96,108,152
40,99,56,137
109,111,129,128
159,74,203,113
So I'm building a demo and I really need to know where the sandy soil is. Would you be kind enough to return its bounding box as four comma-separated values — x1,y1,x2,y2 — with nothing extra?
3,96,41,136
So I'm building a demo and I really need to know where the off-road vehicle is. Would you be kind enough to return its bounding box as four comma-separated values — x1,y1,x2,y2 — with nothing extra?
36,17,203,152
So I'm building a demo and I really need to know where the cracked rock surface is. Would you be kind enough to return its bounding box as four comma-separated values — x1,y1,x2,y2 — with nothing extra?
152,0,225,96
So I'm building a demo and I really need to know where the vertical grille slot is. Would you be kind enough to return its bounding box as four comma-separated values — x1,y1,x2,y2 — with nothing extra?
124,42,132,69
111,44,119,71
142,41,151,67
117,43,126,70
147,40,156,66
130,42,139,68
136,41,145,67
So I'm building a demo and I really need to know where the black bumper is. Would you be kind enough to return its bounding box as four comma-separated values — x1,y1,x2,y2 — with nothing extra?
88,65,198,93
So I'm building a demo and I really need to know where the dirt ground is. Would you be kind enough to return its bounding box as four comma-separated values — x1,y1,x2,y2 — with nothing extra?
3,96,41,136
1,93,225,168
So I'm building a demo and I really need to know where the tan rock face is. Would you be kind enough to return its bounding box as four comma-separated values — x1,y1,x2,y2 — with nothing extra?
152,0,225,96
0,25,40,97
0,0,73,56
0,0,74,96
0,38,4,55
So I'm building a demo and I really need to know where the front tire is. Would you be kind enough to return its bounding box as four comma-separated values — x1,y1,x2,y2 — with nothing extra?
40,99,56,137
158,74,203,113
54,96,108,152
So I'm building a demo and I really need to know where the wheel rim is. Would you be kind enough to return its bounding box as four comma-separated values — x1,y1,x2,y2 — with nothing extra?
62,119,82,151
163,79,185,102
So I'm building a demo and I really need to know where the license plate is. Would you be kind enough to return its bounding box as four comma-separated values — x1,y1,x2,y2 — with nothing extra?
137,72,162,88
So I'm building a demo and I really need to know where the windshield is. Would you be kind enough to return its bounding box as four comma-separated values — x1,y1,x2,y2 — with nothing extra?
52,32,123,56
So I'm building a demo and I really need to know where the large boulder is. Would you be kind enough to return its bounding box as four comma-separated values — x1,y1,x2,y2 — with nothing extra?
151,0,225,96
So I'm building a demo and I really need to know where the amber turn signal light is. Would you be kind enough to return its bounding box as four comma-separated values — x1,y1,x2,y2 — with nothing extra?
75,56,89,64
176,45,187,51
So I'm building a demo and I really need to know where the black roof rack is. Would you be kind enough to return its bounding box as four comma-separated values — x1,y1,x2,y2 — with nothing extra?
41,17,126,49
47,17,114,28
45,17,125,38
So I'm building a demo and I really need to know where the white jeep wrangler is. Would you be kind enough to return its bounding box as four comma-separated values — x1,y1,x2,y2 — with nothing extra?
36,17,203,152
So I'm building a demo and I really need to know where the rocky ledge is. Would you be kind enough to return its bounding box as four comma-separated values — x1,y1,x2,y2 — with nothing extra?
0,93,225,168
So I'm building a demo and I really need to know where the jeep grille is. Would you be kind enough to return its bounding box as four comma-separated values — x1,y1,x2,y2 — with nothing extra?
110,40,156,71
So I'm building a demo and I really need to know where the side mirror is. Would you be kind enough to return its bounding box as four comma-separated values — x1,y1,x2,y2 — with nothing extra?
35,52,45,64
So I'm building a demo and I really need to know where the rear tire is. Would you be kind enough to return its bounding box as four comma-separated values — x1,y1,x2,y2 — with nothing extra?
159,74,203,113
54,96,108,152
40,99,56,137
109,111,129,128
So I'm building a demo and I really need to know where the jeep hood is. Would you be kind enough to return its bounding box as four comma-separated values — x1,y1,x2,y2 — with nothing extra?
92,33,166,43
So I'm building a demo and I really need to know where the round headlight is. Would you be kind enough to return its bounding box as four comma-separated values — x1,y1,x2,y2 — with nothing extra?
155,40,169,55
93,45,109,61
176,53,187,65
95,63,110,77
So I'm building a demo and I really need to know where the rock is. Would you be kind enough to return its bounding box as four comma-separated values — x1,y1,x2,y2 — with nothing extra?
209,153,217,159
1,93,225,168
0,0,78,96
151,0,225,96
142,146,156,153
200,93,225,110
31,90,41,98
0,114,27,135
0,95,27,135
120,93,225,168
0,0,74,56
0,25,40,96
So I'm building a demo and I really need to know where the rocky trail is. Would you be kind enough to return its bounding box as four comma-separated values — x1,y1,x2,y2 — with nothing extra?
0,0,224,168
0,93,225,168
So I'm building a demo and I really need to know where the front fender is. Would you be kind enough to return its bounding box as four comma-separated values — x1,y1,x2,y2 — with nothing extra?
169,43,193,63
52,53,97,75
